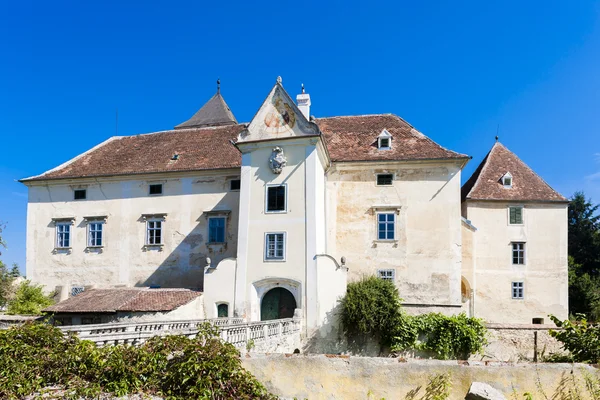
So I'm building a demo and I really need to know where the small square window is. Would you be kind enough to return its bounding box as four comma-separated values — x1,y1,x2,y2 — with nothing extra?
230,179,241,191
265,233,285,260
379,138,390,149
512,282,524,299
512,242,525,264
377,269,395,282
509,206,523,225
74,189,86,200
266,185,286,212
377,174,394,186
208,217,226,243
377,213,395,240
149,184,163,195
146,219,163,245
217,303,229,317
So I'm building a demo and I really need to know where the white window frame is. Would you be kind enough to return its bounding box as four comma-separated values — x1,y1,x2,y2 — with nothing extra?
502,172,513,188
376,212,396,241
264,232,286,261
512,281,524,299
508,206,524,225
207,216,226,244
87,221,104,248
148,183,163,196
377,129,392,150
265,184,287,214
512,242,526,265
376,173,394,186
377,269,395,282
55,222,72,249
146,218,164,246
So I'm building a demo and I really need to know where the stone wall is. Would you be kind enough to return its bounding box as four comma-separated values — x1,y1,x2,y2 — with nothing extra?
242,355,599,400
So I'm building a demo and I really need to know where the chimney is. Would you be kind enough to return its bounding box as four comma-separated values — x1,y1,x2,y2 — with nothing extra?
296,84,311,120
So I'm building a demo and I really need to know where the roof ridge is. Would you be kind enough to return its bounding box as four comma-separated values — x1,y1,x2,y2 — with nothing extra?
315,113,395,120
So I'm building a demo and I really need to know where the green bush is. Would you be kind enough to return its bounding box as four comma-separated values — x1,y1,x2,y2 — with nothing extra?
549,314,600,363
339,275,487,359
0,322,275,399
6,280,54,315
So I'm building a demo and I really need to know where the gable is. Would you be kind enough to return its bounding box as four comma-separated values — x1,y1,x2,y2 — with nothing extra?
237,80,320,143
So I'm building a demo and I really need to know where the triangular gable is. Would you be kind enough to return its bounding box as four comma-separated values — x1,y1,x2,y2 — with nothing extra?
237,80,320,142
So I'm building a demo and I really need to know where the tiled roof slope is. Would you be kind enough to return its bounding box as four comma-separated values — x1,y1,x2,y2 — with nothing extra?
22,114,467,182
175,92,238,129
462,142,566,202
316,115,468,162
43,288,201,313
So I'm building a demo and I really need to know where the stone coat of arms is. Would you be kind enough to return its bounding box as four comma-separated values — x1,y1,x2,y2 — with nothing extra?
269,147,287,174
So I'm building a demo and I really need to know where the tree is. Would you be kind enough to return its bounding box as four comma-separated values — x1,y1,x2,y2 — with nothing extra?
7,280,54,315
0,223,20,308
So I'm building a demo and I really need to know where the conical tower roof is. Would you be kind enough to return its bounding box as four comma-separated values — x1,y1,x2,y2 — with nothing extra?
175,81,238,129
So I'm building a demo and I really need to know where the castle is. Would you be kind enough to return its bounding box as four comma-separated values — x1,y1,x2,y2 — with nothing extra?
21,78,568,330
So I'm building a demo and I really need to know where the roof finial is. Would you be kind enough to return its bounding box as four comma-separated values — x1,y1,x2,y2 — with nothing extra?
495,135,499,142
217,78,220,94
276,76,282,84
301,83,305,94
495,124,499,142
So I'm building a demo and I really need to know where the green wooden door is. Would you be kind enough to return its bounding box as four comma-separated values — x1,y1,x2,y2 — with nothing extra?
217,303,228,318
260,288,296,321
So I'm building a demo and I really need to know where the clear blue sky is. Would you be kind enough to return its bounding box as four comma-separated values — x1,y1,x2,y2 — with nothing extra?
1,1,599,275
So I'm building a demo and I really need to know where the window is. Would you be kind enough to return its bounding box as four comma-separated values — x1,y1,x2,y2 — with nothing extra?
377,269,395,282
87,222,103,247
208,217,226,243
149,184,163,195
265,233,285,260
146,220,163,245
502,172,513,188
82,316,101,325
376,174,393,186
509,206,523,225
71,286,85,297
532,318,544,325
512,242,525,264
512,282,524,299
56,223,71,248
266,185,286,212
377,129,392,150
377,213,395,240
74,189,86,200
230,179,241,191
217,303,229,318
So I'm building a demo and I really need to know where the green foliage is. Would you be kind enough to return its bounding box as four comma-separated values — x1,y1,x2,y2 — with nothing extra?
339,275,487,359
0,262,20,309
6,280,54,315
0,322,276,399
549,315,600,364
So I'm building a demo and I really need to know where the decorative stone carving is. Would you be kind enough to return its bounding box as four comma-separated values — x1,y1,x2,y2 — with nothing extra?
269,147,287,174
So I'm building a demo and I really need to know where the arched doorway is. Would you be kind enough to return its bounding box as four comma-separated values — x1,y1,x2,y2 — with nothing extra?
260,287,297,321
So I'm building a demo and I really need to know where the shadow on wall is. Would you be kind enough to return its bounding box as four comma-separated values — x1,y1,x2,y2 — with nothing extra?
139,193,238,291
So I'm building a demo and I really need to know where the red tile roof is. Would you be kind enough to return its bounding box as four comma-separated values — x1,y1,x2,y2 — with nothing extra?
462,142,566,203
22,114,467,182
43,288,202,313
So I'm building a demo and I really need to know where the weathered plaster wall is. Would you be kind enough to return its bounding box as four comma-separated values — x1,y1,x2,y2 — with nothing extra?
242,355,599,400
480,324,564,363
203,258,236,319
328,161,464,307
25,170,240,297
464,201,568,323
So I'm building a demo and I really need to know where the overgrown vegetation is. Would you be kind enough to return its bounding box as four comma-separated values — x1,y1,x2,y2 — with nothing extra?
549,315,600,364
0,322,276,399
6,280,54,315
339,276,487,359
0,222,21,309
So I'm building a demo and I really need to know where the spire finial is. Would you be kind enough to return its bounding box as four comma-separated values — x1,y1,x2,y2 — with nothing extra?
495,135,499,142
301,83,305,94
276,76,282,84
217,78,220,94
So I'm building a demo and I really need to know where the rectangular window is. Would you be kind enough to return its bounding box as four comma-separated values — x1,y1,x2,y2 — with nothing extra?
71,286,85,297
377,213,395,240
512,282,524,299
56,223,71,248
377,269,395,282
376,174,394,186
266,185,286,212
509,206,523,224
208,217,226,243
146,220,163,245
87,222,104,247
379,137,390,149
230,179,241,191
265,233,285,260
149,184,163,195
74,189,86,200
512,242,525,264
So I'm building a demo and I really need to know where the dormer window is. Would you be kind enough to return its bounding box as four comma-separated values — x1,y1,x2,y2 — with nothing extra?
502,172,513,188
378,129,392,150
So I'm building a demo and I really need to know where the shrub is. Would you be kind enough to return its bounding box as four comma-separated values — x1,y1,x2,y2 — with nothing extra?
6,280,54,315
549,314,600,363
0,322,276,399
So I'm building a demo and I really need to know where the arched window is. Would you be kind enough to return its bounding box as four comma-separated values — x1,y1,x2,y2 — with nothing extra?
217,303,229,318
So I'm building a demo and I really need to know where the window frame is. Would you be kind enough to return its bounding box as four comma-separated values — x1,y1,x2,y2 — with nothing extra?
376,173,394,186
502,172,513,188
148,183,163,196
508,206,524,225
376,211,396,241
146,218,164,246
265,184,287,214
511,281,524,299
73,189,87,200
87,221,104,248
229,179,241,191
216,302,229,318
207,216,227,244
264,232,286,261
511,242,526,265
377,269,395,282
55,222,72,249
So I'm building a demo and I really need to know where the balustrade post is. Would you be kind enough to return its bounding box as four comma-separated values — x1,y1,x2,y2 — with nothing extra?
263,323,268,339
